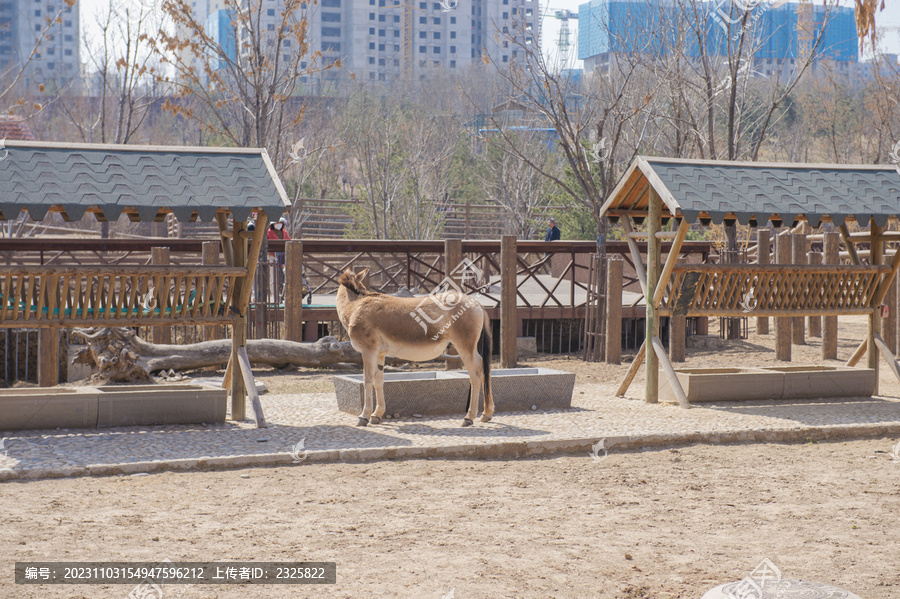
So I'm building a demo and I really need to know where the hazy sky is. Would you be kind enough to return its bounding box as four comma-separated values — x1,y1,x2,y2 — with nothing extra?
76,0,900,68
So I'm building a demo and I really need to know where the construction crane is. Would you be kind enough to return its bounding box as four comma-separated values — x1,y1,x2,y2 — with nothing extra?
544,8,578,64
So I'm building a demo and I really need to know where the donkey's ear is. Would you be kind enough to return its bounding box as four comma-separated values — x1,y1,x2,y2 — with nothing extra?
356,267,370,282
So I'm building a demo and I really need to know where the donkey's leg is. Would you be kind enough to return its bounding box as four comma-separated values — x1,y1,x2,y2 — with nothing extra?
357,352,377,426
370,355,387,425
457,346,483,427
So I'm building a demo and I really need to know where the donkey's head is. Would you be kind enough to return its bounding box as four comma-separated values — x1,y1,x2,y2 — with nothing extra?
338,267,371,296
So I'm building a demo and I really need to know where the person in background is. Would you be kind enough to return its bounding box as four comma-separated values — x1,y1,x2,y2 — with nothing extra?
268,216,291,298
545,217,561,242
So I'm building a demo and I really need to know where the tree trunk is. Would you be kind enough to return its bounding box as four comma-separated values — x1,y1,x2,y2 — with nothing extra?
73,327,369,382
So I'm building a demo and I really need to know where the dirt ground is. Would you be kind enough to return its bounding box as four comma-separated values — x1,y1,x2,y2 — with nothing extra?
1,439,898,598
2,316,900,598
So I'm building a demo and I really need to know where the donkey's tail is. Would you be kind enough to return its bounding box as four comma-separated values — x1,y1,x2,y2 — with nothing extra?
481,311,492,400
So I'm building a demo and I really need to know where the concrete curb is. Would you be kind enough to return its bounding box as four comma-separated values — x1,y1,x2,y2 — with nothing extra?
1,421,899,482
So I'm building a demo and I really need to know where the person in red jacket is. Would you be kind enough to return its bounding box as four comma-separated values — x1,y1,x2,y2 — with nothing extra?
268,216,291,297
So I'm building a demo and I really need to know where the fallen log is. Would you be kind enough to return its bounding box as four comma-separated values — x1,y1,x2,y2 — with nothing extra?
73,327,368,381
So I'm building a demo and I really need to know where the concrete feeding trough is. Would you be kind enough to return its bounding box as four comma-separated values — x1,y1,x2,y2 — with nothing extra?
760,365,876,399
660,365,876,404
660,367,782,403
0,384,226,431
333,368,576,416
96,384,227,427
0,387,98,431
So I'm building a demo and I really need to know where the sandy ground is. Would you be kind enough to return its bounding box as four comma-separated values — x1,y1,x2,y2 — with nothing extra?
2,316,900,598
1,439,898,599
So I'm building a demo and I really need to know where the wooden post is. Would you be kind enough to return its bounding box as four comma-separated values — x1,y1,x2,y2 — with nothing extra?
775,233,792,361
823,231,839,360
151,246,171,345
284,241,304,342
838,224,860,265
792,233,806,345
500,235,517,369
885,275,897,354
808,251,822,337
645,188,661,403
230,220,248,421
202,241,222,342
444,239,464,369
869,220,882,395
756,229,770,334
606,257,622,365
254,234,268,338
37,327,59,387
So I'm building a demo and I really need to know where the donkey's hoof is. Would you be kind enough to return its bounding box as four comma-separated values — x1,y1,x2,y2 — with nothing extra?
462,418,474,427
356,417,369,427
480,414,492,422
370,416,382,425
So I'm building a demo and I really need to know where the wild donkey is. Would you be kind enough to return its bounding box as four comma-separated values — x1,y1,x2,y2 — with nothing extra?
336,267,493,427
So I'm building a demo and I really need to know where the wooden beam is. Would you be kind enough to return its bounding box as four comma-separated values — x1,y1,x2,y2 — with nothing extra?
202,241,223,342
645,187,662,403
621,216,648,295
230,218,248,421
37,326,58,387
500,235,517,369
822,231,839,360
216,212,234,267
838,224,860,266
284,241,304,342
652,335,690,409
151,247,171,345
873,333,900,382
846,339,867,367
775,233,792,361
868,221,883,395
237,346,267,428
792,233,806,345
652,219,689,308
606,258,623,365
616,340,645,397
236,211,269,316
756,229,770,335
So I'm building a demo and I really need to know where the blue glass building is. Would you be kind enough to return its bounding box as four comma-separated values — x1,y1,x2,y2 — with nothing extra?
205,9,237,71
577,1,857,66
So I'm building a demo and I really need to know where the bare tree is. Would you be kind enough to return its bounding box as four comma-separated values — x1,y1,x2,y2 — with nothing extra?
478,131,561,239
153,0,335,168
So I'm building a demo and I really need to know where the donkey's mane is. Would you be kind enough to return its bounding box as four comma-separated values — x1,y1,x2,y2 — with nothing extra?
338,271,382,296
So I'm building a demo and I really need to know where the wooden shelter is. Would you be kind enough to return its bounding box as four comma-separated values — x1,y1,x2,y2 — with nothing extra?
601,156,900,406
0,140,290,426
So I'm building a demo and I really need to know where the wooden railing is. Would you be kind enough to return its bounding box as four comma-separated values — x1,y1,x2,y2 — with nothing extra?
663,264,892,317
0,265,246,328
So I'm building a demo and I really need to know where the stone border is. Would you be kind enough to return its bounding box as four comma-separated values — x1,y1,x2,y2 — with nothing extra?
1,421,899,483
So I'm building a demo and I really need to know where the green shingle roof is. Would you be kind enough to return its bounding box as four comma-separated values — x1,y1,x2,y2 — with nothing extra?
0,141,290,223
602,157,900,227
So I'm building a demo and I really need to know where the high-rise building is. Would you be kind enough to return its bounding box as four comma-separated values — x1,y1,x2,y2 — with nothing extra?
0,0,80,91
577,0,857,76
195,0,540,88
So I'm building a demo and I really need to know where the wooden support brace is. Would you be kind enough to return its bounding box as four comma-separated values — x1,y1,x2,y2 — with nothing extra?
237,346,267,428
622,216,648,296
652,219,690,308
223,354,233,390
873,333,900,383
846,339,867,367
651,335,690,409
616,340,646,397
838,224,860,266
